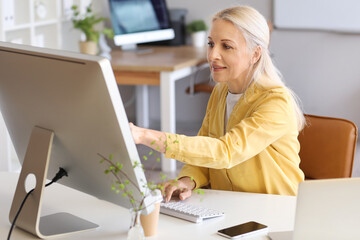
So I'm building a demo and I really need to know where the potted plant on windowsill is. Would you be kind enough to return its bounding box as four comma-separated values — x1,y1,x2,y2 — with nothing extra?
186,20,208,48
71,4,113,55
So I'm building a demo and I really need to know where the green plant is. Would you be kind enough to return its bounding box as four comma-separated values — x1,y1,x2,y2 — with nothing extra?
99,153,161,211
99,135,204,212
71,4,114,43
186,20,208,34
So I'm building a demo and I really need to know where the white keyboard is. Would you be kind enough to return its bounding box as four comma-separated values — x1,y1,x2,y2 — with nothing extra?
160,201,225,223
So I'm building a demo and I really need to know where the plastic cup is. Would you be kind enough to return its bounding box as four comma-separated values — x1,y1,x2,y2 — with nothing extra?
140,202,160,237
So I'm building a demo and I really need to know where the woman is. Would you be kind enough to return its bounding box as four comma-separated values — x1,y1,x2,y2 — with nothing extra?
130,6,305,202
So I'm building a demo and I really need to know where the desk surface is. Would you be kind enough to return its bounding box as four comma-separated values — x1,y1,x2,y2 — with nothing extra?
0,172,295,240
111,45,207,73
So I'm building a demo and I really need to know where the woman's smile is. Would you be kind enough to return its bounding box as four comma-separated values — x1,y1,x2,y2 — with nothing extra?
211,63,227,72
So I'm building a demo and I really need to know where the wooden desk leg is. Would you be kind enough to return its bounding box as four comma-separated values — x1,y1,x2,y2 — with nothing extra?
135,85,149,128
160,68,193,173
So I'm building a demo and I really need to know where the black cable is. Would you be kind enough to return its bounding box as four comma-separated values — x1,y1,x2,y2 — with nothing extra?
7,167,68,240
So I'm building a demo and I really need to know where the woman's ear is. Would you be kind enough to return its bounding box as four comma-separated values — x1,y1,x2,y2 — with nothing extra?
252,46,262,64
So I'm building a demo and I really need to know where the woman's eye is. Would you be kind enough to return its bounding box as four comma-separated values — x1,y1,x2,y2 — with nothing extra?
223,44,232,49
207,42,214,47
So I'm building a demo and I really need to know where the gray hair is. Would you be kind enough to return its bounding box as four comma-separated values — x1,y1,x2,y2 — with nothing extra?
213,6,305,130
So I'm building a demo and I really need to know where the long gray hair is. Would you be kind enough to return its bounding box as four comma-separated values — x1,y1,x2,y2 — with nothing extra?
213,6,305,130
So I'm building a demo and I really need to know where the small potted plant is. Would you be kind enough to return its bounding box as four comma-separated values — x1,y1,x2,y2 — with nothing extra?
71,4,113,55
186,20,208,48
99,135,204,239
99,153,162,239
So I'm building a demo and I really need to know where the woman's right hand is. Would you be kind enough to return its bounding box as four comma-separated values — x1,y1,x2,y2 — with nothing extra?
129,122,167,153
161,177,195,202
129,122,144,144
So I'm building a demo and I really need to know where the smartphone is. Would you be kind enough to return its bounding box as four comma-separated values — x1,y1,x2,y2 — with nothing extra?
217,221,268,239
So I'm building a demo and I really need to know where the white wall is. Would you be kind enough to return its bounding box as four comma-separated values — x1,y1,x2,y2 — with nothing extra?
167,0,272,23
271,30,360,125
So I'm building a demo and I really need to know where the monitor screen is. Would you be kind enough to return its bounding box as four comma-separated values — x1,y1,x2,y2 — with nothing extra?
108,0,175,48
0,41,160,237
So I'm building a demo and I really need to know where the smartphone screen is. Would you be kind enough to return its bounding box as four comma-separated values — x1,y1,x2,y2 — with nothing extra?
217,221,268,238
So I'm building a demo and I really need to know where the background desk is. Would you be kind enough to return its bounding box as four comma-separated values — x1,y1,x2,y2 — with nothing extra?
111,46,207,172
0,172,295,240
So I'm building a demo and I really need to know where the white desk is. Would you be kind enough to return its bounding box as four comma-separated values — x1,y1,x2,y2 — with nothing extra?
0,172,296,239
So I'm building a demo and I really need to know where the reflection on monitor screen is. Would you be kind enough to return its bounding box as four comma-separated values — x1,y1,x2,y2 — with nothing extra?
0,42,160,238
108,0,175,49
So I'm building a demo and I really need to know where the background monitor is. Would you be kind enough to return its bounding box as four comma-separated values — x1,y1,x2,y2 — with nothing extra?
0,41,160,238
108,0,175,50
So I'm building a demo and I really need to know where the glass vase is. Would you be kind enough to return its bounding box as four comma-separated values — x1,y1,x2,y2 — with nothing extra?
127,208,145,240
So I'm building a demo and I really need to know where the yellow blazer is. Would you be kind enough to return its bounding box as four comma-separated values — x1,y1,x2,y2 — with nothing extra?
165,82,304,196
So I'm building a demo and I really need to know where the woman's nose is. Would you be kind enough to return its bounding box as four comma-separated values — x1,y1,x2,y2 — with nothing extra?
207,47,220,61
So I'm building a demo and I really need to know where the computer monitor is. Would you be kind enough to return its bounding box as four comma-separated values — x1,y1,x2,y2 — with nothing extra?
108,0,175,50
0,41,160,238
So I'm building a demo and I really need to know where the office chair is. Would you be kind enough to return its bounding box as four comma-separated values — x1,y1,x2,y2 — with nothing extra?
298,114,358,179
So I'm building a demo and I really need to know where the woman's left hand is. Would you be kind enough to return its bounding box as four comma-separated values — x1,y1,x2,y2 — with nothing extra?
161,177,195,202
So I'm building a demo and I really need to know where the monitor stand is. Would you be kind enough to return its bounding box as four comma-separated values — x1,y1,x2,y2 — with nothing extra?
121,43,153,54
9,126,98,239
